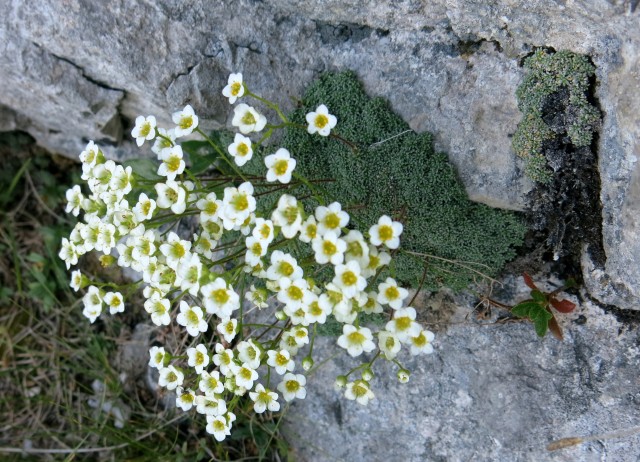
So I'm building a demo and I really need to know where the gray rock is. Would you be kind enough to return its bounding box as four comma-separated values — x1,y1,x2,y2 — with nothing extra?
282,287,640,462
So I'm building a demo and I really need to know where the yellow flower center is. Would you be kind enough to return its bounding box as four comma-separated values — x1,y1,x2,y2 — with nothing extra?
179,116,193,130
181,393,194,403
323,240,337,255
187,310,199,324
309,301,322,316
385,336,396,350
274,159,289,176
396,316,411,331
347,241,363,257
166,188,178,203
171,242,186,259
142,201,152,215
140,122,151,138
276,353,289,366
341,270,357,287
251,242,263,256
385,286,400,300
324,213,340,230
278,261,294,277
231,193,249,211
195,351,205,364
167,371,177,382
237,143,249,156
378,225,393,241
212,288,230,305
239,367,253,380
231,82,242,96
166,155,181,172
241,111,256,126
347,330,365,345
287,285,304,301
283,206,299,225
352,381,369,397
285,380,300,393
413,332,427,346
314,114,329,129
111,296,121,307
259,224,271,239
205,201,218,215
213,420,226,432
225,322,235,334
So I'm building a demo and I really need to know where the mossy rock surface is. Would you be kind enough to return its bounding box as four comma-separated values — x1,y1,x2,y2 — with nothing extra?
248,71,525,291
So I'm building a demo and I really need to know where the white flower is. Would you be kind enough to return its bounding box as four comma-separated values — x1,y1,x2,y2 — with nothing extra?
266,349,295,375
237,340,262,370
144,297,171,326
377,277,409,310
159,231,191,270
158,365,184,390
378,331,402,360
245,285,269,309
187,344,210,374
152,128,176,157
131,115,157,147
199,370,224,396
172,105,198,137
245,235,267,267
332,261,366,299
220,182,256,230
337,324,375,357
249,384,280,413
231,363,259,390
110,165,133,195
277,278,310,312
132,193,157,222
315,202,349,236
212,344,235,377
216,317,238,343
155,180,187,214
222,73,245,104
362,245,391,278
305,104,337,137
251,218,275,244
82,286,103,323
298,215,318,244
343,230,370,267
312,231,346,265
80,140,100,167
344,380,374,405
103,291,125,315
265,148,296,184
176,301,208,337
158,145,186,181
228,133,254,166
70,270,84,292
385,307,422,342
409,329,435,355
277,373,307,402
176,387,196,411
271,194,302,239
369,215,403,249
59,238,79,269
266,251,303,284
305,292,329,324
206,414,232,441
148,346,168,370
196,192,222,223
196,395,227,416
232,103,267,134
176,253,203,296
201,278,240,318
65,185,84,216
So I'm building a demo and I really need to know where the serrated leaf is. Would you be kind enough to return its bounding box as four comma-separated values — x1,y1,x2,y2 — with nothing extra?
534,316,549,337
550,297,576,313
531,289,547,303
122,158,161,180
511,301,540,318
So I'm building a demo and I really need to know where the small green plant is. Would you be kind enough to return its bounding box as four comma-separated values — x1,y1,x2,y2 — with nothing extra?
513,49,600,182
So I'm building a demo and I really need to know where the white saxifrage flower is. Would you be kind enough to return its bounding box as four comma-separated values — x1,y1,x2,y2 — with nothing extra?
176,301,208,337
232,103,267,134
176,253,203,296
186,344,210,374
231,363,259,390
133,193,156,222
131,115,157,147
148,346,168,370
377,277,409,310
305,104,337,137
315,202,349,236
378,331,402,360
159,231,191,270
199,370,224,396
237,340,262,370
152,127,176,157
245,285,268,309
65,185,84,216
249,384,280,413
155,180,187,214
103,291,125,315
266,349,295,375
70,270,84,292
206,414,232,441
196,395,227,416
158,365,184,390
277,373,307,402
332,261,366,299
369,215,404,249
220,182,256,230
59,238,79,269
343,230,370,267
82,285,103,323
216,317,238,343
344,380,375,405
222,73,245,104
245,235,267,267
144,297,171,326
312,231,347,265
196,192,222,223
252,218,275,244
172,104,198,137
265,148,296,184
337,324,375,357
158,145,186,180
266,250,303,282
227,133,253,166
176,387,196,411
201,278,240,318
212,344,235,377
409,329,435,355
386,307,422,342
110,164,133,195
271,194,302,239
298,215,318,243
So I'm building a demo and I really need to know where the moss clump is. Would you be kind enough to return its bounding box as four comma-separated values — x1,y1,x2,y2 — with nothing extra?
514,50,600,182
260,71,525,290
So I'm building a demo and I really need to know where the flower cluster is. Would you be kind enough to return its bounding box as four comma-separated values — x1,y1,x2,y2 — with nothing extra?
60,73,435,440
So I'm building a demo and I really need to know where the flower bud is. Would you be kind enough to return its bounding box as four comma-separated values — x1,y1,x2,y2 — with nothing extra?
335,375,347,388
275,310,287,321
397,369,410,384
302,357,314,371
361,367,374,381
